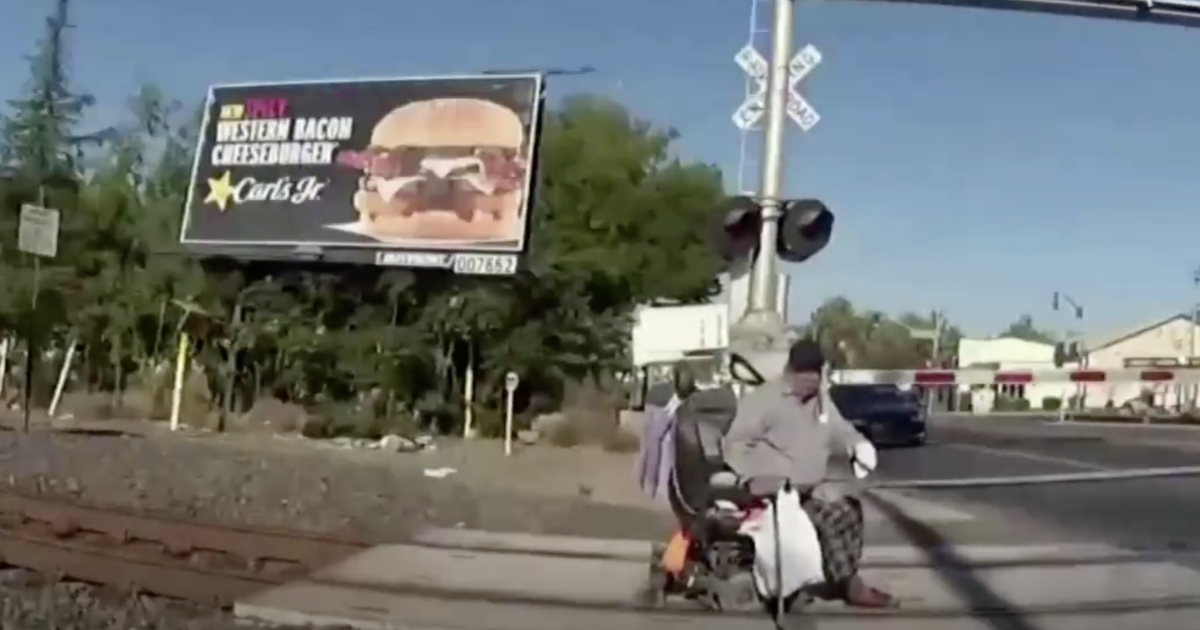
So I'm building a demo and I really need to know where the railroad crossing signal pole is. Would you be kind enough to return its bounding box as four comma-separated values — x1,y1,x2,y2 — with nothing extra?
746,0,793,324
730,0,801,374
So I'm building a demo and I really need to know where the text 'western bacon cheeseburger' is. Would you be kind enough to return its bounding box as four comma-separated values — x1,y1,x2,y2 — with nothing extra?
335,98,528,242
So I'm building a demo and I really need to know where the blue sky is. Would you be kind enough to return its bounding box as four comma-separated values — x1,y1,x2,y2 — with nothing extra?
3,0,1199,339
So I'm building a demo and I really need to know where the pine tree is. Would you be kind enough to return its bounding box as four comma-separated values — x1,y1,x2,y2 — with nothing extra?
0,0,104,185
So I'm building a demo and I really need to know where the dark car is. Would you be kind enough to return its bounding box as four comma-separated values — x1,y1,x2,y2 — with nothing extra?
830,384,927,447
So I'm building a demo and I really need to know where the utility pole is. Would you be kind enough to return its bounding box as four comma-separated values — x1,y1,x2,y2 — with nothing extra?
907,311,943,414
1191,267,1200,408
1052,291,1085,417
729,0,795,374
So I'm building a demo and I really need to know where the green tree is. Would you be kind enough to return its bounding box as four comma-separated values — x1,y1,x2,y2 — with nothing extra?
999,314,1056,344
896,311,963,366
801,298,964,369
0,0,108,183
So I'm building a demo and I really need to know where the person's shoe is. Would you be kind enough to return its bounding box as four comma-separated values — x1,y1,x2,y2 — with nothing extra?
843,576,899,608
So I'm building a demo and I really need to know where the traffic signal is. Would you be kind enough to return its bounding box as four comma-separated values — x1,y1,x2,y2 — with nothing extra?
1053,341,1081,367
776,198,834,263
710,196,836,267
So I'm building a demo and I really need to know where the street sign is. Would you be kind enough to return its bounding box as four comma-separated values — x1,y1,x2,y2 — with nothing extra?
18,204,59,258
786,90,821,132
504,371,520,392
734,45,769,131
732,94,766,130
734,45,769,84
788,44,823,86
734,43,823,133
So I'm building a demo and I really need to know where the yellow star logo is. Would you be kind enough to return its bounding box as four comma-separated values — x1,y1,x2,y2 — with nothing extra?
204,170,236,212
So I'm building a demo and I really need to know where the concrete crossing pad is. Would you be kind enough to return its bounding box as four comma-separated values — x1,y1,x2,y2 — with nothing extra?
237,582,1200,630
309,544,648,606
237,541,1200,630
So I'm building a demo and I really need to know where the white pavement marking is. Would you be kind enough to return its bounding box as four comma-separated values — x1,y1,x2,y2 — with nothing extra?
946,442,1112,471
1050,419,1200,431
863,488,976,524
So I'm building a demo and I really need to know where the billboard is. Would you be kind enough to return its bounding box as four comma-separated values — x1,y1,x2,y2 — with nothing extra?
179,74,544,275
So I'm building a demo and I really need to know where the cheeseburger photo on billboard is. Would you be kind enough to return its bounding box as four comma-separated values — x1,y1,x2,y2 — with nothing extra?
335,98,530,244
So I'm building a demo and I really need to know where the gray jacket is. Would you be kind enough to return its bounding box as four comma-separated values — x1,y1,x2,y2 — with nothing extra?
722,377,868,494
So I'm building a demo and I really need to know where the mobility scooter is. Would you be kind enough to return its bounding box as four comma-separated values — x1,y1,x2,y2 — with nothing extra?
642,355,818,616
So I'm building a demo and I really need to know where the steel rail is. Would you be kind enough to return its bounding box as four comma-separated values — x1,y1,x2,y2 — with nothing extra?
0,489,365,566
866,465,1200,489
0,488,367,607
0,529,277,607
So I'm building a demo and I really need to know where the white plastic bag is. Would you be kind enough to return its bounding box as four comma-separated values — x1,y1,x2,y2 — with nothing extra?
739,486,824,598
852,440,877,479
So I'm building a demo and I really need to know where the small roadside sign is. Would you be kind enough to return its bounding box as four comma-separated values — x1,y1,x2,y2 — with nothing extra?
18,204,60,258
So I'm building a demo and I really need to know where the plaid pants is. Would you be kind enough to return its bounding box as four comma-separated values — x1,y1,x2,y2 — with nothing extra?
802,495,865,585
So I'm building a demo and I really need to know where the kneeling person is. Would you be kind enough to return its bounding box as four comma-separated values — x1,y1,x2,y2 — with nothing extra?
722,339,897,608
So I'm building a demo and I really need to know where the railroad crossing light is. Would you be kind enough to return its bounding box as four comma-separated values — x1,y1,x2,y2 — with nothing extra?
710,195,763,271
777,199,834,263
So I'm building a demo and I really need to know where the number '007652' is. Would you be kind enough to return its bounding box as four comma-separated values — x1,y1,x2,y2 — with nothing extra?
452,253,518,276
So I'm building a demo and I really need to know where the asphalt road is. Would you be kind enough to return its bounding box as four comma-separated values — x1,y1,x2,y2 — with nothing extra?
874,415,1200,551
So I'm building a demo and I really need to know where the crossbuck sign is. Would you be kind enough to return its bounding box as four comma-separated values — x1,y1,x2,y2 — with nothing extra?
733,43,822,132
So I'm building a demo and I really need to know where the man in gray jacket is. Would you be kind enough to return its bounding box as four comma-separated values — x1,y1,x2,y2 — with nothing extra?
723,339,897,608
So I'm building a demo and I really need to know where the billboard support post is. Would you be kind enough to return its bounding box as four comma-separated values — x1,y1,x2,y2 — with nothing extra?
219,299,242,433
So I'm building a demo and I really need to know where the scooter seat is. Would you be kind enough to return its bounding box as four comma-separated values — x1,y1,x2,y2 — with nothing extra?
710,471,739,488
708,472,763,509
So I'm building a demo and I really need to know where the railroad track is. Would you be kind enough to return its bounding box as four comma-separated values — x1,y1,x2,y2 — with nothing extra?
0,490,368,607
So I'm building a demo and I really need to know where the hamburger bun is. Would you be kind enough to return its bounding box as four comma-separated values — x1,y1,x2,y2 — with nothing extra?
352,98,527,243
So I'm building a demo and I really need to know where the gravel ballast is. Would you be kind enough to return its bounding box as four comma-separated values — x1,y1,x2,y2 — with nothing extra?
0,423,668,627
0,425,668,541
0,570,343,630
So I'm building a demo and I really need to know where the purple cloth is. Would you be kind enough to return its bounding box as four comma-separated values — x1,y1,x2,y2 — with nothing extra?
636,402,676,499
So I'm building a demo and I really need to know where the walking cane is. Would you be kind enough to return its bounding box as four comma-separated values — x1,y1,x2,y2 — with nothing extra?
772,480,788,627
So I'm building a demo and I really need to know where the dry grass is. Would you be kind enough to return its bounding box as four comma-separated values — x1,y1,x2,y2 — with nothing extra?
541,402,641,453
57,365,213,429
599,428,640,453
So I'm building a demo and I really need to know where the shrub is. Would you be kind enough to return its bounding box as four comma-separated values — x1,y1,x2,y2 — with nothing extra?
1041,396,1062,411
600,428,640,453
545,420,583,447
994,396,1031,412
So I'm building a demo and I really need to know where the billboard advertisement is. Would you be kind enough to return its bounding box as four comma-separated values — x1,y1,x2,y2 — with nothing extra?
179,74,544,274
